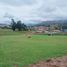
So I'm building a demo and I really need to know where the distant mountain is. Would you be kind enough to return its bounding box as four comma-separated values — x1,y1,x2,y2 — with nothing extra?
0,13,67,27
34,20,67,27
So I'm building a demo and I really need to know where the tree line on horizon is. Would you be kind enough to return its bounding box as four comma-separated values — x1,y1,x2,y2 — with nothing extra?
11,19,28,31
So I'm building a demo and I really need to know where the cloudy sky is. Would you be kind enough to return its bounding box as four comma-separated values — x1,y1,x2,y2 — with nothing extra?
0,0,67,22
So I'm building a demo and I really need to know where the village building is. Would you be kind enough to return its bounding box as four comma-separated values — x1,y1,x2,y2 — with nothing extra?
33,26,49,33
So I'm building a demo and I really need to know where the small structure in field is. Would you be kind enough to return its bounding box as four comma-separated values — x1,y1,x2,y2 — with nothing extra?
27,35,32,38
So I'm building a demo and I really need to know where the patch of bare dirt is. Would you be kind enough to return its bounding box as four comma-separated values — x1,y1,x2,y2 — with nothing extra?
28,56,67,67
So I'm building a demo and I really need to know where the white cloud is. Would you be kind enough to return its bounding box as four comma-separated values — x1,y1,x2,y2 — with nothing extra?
0,0,67,23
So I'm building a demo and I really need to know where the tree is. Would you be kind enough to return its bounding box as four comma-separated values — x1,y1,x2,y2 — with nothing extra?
22,23,28,31
11,19,16,31
16,20,22,31
48,24,55,36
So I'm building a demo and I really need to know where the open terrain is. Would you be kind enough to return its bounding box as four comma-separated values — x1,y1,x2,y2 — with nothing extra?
0,29,67,67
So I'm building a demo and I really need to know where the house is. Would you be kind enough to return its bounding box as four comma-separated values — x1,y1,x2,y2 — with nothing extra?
33,26,49,33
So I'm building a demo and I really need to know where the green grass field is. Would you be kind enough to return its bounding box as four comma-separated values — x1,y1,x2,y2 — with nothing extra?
0,29,67,67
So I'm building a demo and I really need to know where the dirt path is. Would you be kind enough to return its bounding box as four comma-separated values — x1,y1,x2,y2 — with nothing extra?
29,56,67,67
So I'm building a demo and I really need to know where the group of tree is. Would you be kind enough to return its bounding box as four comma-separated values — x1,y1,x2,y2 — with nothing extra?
11,19,28,31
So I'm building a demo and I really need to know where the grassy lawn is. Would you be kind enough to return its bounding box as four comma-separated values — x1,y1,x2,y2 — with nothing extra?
0,29,67,67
